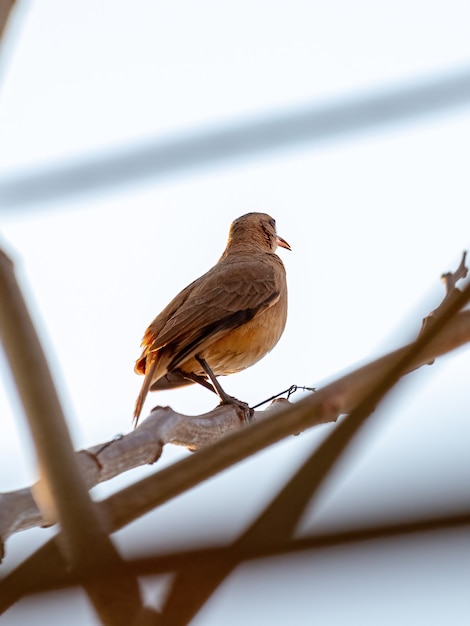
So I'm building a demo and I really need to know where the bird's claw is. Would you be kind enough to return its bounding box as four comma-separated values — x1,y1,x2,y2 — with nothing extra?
219,396,253,422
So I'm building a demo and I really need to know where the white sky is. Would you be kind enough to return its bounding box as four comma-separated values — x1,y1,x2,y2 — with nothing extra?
1,1,470,624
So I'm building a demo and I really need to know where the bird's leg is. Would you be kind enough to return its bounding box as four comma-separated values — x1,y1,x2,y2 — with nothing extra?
194,355,233,402
195,355,253,421
181,370,218,393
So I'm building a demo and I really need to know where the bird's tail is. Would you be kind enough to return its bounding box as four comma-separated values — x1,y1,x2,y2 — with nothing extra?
133,357,158,428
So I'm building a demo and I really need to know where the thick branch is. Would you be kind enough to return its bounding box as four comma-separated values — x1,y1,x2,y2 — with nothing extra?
0,0,16,43
0,250,146,623
1,258,469,617
2,309,470,542
159,274,470,622
13,509,470,596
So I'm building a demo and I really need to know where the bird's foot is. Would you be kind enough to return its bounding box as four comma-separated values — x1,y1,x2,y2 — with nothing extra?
219,395,253,422
194,356,253,421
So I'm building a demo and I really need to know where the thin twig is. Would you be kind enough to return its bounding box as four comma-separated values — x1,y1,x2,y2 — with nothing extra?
421,250,468,334
441,250,468,294
251,384,315,409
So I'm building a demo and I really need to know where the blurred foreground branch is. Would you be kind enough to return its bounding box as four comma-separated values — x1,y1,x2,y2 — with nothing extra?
0,248,162,622
2,66,470,209
0,0,16,42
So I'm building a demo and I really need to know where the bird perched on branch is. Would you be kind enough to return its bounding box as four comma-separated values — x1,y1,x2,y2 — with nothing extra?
133,212,290,426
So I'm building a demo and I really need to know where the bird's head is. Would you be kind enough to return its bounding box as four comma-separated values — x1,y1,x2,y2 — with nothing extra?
227,212,291,254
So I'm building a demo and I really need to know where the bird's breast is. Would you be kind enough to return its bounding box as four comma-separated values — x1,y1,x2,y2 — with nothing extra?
182,295,287,376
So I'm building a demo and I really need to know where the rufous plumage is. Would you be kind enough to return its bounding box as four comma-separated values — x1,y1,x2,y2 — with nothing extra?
134,212,290,425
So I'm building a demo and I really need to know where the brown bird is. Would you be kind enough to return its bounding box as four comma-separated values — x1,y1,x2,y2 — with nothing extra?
133,212,290,425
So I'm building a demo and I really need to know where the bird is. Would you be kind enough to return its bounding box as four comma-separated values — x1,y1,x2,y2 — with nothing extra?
133,212,290,426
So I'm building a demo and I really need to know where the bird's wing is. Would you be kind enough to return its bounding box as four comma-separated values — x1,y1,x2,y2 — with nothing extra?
141,255,284,369
134,278,197,374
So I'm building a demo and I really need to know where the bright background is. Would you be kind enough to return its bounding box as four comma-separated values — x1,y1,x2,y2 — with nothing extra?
1,1,470,624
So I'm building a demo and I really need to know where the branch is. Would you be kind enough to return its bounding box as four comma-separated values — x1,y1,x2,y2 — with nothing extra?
421,250,468,334
159,270,470,622
1,254,469,615
10,508,470,596
0,249,149,623
2,309,470,543
0,0,16,43
0,401,284,539
3,66,470,209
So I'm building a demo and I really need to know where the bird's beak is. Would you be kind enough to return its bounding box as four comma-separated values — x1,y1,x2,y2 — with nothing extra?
276,235,291,251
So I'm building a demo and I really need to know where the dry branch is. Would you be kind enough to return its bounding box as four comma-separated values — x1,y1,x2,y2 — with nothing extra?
159,269,470,622
0,249,153,623
421,250,468,334
1,309,470,543
1,251,469,621
3,273,470,621
0,0,16,42
12,507,470,597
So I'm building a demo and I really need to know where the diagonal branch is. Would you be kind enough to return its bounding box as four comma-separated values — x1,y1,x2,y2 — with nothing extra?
2,304,470,550
159,260,470,624
2,66,470,209
421,250,468,335
1,302,466,613
0,250,148,624
0,0,16,43
2,309,470,543
2,259,470,617
10,508,470,597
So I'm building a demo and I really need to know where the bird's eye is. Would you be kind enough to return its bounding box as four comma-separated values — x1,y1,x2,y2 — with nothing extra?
269,218,276,229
